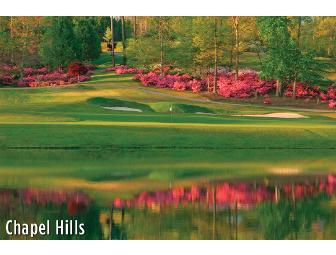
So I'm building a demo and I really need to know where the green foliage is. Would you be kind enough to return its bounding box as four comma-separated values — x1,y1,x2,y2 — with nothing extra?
297,52,328,84
126,37,161,68
257,17,300,86
39,17,78,68
0,17,12,63
192,17,228,72
39,17,101,67
73,17,101,61
165,17,196,71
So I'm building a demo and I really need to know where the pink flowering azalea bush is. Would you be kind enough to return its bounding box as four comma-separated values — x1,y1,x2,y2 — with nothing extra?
284,82,320,98
105,65,139,74
283,82,336,109
329,100,336,108
0,64,20,85
1,62,92,87
216,70,275,98
133,71,205,93
18,68,91,87
319,86,336,108
189,79,202,93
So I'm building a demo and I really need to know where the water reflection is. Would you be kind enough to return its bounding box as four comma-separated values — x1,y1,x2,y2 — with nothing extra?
1,175,336,239
106,175,336,239
112,175,336,209
0,189,101,239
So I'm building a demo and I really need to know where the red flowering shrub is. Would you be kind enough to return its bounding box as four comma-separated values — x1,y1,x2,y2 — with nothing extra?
0,64,19,85
189,79,202,93
105,65,139,74
284,83,320,98
328,100,336,108
0,62,92,88
216,70,274,98
84,63,96,71
172,81,187,91
317,86,336,109
326,86,336,100
0,73,15,85
68,62,89,76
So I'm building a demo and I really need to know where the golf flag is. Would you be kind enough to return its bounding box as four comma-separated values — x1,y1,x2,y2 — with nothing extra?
170,105,173,112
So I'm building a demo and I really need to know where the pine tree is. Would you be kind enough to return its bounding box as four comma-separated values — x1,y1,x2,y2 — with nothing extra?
74,17,101,61
39,17,78,68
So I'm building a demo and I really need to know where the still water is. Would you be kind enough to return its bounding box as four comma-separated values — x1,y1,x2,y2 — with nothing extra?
0,149,335,240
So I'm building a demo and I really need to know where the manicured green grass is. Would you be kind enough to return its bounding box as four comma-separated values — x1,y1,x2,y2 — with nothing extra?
0,53,336,150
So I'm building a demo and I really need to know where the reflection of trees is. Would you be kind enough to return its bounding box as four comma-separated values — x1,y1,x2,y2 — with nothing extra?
2,177,336,240
257,192,335,239
108,176,336,239
0,189,102,240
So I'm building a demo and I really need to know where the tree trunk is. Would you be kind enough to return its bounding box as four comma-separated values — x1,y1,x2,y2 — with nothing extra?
233,17,239,80
256,42,263,66
229,46,233,68
133,16,137,39
213,18,218,94
292,79,297,99
10,16,14,64
297,16,302,48
20,21,28,78
275,80,281,97
159,18,164,75
110,16,115,67
121,16,126,65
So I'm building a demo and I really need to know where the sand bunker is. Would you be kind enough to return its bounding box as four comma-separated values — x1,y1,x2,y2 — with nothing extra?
103,107,143,112
233,112,307,119
195,112,217,115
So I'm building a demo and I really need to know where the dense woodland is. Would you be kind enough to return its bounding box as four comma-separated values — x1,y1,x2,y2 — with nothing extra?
0,16,335,101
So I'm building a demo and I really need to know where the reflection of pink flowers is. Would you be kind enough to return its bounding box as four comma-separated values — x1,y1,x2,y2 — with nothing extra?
0,188,90,216
113,197,124,208
112,175,336,210
172,187,185,200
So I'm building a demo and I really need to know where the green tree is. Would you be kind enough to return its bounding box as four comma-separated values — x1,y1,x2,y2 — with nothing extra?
73,17,101,61
39,17,78,68
257,17,300,96
126,17,173,71
167,17,196,73
192,17,228,91
0,17,11,64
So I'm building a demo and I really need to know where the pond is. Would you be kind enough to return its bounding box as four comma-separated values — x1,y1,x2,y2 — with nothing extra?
0,149,335,239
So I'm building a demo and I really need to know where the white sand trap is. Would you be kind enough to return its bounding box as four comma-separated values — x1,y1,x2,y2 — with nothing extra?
103,106,143,112
233,112,307,119
195,112,217,115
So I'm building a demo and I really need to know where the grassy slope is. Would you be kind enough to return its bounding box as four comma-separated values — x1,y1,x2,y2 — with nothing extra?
0,53,336,149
